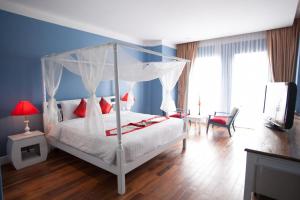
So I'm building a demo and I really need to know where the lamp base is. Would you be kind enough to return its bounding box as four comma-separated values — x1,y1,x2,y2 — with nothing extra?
24,120,31,134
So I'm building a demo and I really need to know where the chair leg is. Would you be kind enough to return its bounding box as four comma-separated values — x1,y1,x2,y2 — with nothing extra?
232,122,236,132
206,123,210,134
227,127,232,137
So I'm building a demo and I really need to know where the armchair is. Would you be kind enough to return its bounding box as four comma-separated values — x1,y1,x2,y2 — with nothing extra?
206,107,239,137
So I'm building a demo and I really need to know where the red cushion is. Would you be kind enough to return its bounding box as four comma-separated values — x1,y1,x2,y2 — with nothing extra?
169,113,188,118
169,113,181,118
73,98,87,118
121,92,129,101
100,98,112,114
211,116,227,125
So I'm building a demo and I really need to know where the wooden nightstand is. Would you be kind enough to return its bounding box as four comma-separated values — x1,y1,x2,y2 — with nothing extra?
7,131,48,170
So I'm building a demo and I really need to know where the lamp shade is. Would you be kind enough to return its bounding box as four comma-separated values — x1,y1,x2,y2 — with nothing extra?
11,101,39,116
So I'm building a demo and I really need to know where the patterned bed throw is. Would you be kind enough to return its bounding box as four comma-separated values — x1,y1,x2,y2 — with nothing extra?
106,116,169,136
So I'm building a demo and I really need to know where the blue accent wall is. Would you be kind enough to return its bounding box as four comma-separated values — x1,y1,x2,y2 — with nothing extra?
144,46,163,115
0,10,176,156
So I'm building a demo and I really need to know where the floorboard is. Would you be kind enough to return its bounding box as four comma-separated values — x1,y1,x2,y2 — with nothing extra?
2,121,293,200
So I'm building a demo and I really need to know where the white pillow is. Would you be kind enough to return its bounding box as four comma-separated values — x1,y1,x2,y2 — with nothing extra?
60,99,81,121
120,101,127,111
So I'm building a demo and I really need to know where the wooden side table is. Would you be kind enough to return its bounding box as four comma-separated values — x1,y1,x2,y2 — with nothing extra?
7,131,48,170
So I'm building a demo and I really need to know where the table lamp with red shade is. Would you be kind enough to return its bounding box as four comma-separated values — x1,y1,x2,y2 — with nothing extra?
11,100,39,134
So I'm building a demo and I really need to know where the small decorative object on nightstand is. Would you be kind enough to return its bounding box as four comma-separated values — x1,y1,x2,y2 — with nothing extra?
7,131,47,170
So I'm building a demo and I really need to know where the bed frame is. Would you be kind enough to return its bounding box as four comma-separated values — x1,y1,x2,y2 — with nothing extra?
42,43,189,195
43,97,187,195
46,133,186,194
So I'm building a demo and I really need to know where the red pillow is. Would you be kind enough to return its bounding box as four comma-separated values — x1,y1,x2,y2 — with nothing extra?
211,117,228,125
169,113,188,119
73,98,87,118
121,92,129,101
100,98,112,114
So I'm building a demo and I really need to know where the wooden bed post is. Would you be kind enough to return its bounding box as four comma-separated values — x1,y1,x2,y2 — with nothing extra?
113,43,126,195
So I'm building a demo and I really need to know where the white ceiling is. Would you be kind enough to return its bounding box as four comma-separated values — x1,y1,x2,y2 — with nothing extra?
0,0,299,47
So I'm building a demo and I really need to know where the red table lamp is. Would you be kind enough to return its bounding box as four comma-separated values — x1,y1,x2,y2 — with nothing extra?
11,100,39,134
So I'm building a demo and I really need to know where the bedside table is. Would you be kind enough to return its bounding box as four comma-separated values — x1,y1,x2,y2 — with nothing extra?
7,131,48,170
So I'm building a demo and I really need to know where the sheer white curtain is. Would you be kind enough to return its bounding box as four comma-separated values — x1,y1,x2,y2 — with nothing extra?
189,56,222,116
231,52,269,128
42,58,63,132
126,81,136,110
160,63,185,114
77,49,107,135
55,46,109,135
189,32,268,127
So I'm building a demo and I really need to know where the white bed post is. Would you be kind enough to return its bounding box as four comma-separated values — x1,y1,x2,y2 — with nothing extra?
182,63,190,150
41,58,48,133
113,43,126,195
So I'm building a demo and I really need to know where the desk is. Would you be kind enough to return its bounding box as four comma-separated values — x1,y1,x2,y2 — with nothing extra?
243,117,300,200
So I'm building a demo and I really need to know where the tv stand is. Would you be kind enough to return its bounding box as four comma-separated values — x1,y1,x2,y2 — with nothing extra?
264,122,285,132
244,118,300,200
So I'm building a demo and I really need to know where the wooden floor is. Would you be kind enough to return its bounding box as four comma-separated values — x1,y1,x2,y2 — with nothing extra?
2,123,284,200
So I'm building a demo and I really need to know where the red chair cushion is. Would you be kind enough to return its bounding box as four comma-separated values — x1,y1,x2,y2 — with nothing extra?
73,98,87,118
211,116,228,125
100,98,113,114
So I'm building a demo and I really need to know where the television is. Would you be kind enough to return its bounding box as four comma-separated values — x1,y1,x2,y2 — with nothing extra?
263,82,297,130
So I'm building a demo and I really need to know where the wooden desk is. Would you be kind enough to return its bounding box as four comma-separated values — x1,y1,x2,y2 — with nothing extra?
243,117,300,200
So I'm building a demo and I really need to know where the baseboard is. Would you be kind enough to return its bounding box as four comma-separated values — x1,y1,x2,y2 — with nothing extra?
0,155,9,165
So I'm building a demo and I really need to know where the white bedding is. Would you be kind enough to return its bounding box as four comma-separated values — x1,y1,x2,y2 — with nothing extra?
48,111,184,164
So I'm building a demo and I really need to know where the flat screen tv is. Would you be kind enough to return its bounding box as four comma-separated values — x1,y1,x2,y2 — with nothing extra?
263,82,297,130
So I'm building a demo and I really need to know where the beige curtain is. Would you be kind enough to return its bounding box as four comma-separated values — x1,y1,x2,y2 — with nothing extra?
176,42,199,110
266,19,300,82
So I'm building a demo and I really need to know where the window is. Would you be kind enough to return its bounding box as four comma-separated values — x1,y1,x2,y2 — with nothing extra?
188,56,222,116
188,32,270,129
231,52,269,128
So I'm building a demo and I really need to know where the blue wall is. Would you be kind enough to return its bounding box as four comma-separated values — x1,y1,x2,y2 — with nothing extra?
0,10,176,156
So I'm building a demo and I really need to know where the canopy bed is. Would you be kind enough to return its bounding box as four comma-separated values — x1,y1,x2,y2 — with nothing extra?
41,42,189,194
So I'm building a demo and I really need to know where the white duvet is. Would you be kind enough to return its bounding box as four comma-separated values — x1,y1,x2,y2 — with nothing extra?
48,111,184,164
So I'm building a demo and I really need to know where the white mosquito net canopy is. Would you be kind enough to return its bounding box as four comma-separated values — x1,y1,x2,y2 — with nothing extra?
42,43,187,136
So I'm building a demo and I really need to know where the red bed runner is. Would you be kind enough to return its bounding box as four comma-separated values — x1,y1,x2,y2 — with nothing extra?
106,116,169,136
